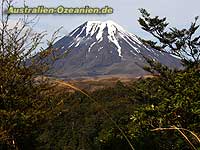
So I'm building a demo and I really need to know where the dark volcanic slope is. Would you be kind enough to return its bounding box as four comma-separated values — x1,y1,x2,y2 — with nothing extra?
48,20,181,78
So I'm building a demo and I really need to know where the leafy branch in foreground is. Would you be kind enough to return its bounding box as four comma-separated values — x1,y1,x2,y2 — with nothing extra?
138,8,200,67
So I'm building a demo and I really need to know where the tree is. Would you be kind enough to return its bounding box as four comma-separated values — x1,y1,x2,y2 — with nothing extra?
0,1,63,149
127,69,200,149
138,8,200,68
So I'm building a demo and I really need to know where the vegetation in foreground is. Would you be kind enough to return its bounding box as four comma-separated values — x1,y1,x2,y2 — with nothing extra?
0,1,200,149
36,67,200,150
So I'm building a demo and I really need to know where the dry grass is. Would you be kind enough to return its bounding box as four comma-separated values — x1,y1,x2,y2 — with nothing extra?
58,76,137,91
152,125,200,150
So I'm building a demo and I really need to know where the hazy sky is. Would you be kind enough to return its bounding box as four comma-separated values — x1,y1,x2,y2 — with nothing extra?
9,0,200,39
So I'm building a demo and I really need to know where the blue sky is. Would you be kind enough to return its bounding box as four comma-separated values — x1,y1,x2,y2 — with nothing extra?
9,0,200,40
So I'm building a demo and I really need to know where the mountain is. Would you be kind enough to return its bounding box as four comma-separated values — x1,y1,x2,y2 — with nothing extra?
47,20,181,78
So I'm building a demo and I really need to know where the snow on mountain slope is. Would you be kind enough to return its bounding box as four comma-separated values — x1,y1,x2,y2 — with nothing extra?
48,20,182,78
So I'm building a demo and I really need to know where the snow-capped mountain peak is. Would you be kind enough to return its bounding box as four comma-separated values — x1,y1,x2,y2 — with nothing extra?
85,20,126,38
68,20,143,57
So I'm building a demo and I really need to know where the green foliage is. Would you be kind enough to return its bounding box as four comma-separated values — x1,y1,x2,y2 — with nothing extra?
1,2,200,149
128,69,200,149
